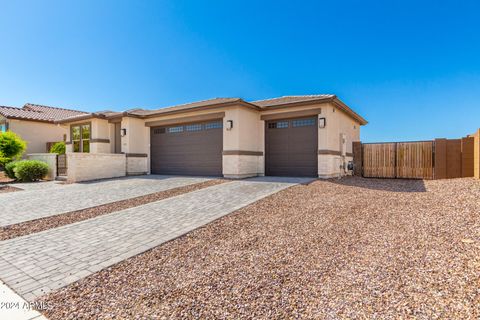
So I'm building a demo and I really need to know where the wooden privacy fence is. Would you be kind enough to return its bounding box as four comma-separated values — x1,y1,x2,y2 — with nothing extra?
354,137,474,180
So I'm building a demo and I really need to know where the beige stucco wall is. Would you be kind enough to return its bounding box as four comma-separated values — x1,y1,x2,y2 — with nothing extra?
222,106,264,178
27,153,57,180
121,117,149,154
66,153,126,183
8,120,66,155
109,123,116,153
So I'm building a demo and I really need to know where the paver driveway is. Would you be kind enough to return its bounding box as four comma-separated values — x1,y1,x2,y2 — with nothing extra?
0,177,311,301
0,175,212,227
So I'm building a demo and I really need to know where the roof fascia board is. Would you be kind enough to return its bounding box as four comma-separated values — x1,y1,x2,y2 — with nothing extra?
142,100,259,119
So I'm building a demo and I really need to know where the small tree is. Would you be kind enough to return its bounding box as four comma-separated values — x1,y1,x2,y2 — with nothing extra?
0,132,27,167
49,141,66,154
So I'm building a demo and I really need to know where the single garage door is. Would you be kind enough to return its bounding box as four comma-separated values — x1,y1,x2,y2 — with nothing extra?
151,120,223,176
265,117,318,177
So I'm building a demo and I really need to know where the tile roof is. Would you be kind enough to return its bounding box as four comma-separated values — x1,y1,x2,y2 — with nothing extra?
251,95,335,107
251,95,367,125
53,94,367,125
0,103,87,122
138,98,246,116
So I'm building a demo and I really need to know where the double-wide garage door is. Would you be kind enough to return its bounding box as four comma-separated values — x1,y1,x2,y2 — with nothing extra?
265,117,318,177
150,120,223,176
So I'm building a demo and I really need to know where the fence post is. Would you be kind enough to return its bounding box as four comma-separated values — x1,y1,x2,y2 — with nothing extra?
352,141,362,176
461,137,474,177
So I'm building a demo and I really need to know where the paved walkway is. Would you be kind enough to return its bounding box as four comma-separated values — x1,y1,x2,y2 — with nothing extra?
0,175,211,227
0,177,310,301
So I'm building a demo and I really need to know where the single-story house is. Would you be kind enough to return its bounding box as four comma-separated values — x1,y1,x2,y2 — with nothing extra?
0,103,87,154
56,95,367,179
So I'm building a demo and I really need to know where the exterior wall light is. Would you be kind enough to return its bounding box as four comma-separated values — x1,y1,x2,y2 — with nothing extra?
121,128,127,137
226,120,233,130
319,117,326,128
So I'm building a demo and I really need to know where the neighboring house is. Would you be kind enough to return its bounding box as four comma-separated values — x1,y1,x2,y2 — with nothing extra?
57,95,367,178
0,103,87,154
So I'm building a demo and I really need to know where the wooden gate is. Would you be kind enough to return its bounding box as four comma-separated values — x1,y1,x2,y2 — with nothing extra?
363,143,396,178
362,141,434,179
396,142,434,179
57,154,67,176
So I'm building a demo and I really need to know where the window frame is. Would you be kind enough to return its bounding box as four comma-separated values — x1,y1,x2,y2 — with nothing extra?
70,122,91,153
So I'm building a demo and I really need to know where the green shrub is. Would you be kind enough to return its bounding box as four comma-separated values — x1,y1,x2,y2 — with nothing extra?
4,161,19,179
13,160,49,182
0,132,27,167
49,141,66,154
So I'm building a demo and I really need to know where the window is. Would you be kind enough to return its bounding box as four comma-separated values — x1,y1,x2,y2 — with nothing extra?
153,128,165,134
186,124,202,131
268,121,288,129
292,118,315,127
168,126,184,133
71,123,91,153
205,122,222,129
0,123,6,132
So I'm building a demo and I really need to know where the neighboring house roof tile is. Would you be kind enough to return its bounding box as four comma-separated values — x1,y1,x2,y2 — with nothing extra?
0,103,87,123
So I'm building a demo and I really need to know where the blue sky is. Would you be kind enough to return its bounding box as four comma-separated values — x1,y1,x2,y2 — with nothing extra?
1,0,479,142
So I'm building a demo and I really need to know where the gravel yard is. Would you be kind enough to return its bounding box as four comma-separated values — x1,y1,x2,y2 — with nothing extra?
39,177,480,319
0,179,225,240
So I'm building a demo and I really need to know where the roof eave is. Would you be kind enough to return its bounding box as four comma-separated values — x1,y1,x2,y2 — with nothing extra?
142,99,260,119
258,96,367,125
257,96,335,109
54,113,107,124
1,115,55,124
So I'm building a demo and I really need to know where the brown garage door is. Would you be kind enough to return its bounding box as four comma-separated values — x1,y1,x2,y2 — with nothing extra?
265,117,318,177
150,120,223,176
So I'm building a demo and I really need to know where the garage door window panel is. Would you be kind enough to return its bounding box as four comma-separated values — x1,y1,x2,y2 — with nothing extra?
205,122,222,130
186,124,203,131
168,126,184,133
292,118,316,127
268,121,288,129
